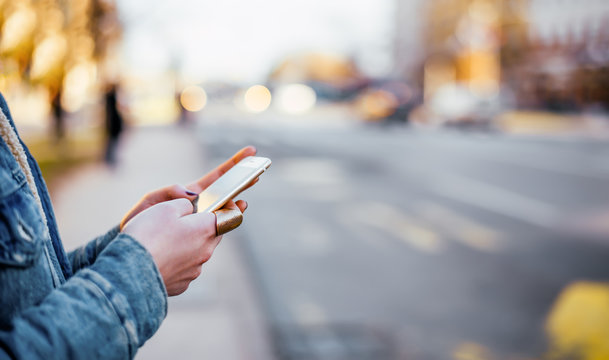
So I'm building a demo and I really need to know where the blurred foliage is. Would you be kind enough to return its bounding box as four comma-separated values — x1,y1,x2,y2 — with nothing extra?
26,126,104,189
0,0,121,109
0,0,122,181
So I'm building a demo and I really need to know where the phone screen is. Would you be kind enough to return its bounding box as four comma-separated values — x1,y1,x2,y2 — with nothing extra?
196,156,271,213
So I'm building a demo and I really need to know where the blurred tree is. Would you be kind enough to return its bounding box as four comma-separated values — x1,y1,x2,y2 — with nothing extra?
0,0,122,131
89,0,122,62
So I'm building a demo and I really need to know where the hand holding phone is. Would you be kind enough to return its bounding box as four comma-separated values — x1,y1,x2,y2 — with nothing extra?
121,149,268,296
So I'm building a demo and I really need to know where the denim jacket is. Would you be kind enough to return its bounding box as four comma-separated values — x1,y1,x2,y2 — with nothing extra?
0,94,167,359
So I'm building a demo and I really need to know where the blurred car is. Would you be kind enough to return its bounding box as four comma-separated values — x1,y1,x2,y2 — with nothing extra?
305,78,369,102
353,79,421,122
411,84,509,130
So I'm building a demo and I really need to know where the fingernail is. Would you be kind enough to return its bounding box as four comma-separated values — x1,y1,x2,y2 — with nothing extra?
186,190,198,196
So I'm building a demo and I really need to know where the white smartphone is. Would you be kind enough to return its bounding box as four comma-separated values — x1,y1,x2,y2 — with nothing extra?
196,156,272,213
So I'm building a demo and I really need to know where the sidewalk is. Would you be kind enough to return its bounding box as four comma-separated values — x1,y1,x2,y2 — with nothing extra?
495,110,609,139
49,125,275,360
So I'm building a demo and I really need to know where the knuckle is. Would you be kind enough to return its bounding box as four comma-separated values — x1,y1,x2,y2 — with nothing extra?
199,247,214,263
190,267,202,281
170,184,184,194
172,198,194,211
178,283,190,295
196,213,217,234
168,282,189,296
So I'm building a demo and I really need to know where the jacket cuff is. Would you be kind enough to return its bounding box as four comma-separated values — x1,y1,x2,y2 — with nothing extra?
84,233,167,350
68,225,122,272
103,225,121,242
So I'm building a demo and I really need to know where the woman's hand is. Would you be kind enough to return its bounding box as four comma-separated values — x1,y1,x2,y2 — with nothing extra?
119,146,257,296
120,184,199,230
120,146,257,230
122,198,247,296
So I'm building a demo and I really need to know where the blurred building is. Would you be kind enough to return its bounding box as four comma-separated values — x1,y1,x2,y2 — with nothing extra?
393,0,427,84
514,0,609,111
394,0,609,117
419,0,513,99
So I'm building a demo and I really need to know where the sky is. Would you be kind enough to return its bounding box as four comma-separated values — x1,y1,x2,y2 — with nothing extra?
116,0,395,83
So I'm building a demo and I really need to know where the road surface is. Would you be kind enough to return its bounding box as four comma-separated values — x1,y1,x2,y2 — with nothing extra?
196,117,609,360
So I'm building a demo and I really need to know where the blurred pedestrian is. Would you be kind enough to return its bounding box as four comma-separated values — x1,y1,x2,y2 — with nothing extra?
0,92,256,359
51,89,64,142
104,83,124,166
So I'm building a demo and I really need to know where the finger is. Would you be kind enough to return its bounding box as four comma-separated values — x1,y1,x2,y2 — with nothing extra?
213,201,244,235
120,185,199,229
137,185,199,212
222,199,239,210
167,198,196,217
214,207,243,236
234,200,248,213
165,184,199,200
179,210,218,238
187,146,257,193
166,184,199,212
221,199,248,214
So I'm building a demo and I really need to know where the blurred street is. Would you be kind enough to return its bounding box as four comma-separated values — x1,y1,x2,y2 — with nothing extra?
194,108,609,359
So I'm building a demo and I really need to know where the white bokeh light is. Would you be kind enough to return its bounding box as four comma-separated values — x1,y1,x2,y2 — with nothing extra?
275,84,317,114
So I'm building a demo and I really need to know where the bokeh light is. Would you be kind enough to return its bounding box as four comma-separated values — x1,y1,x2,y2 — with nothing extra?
0,7,37,53
62,62,97,113
275,84,317,114
243,85,272,113
180,85,208,112
30,34,68,81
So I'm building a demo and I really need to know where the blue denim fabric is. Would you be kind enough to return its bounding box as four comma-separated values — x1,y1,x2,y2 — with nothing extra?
0,95,73,280
0,94,167,359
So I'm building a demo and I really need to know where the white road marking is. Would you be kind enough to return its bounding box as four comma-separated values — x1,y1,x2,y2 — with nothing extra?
341,202,443,253
431,173,560,228
416,202,503,252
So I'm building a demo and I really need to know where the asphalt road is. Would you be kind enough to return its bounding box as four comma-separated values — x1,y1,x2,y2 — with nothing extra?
195,118,609,360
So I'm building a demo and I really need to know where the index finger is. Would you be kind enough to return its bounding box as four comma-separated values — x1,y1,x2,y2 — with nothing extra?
187,146,257,193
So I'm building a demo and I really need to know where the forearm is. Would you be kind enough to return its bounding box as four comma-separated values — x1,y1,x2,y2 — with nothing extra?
0,234,167,360
68,225,121,272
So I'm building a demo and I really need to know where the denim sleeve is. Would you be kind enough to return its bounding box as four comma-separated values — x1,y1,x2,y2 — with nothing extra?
68,225,121,272
0,233,168,360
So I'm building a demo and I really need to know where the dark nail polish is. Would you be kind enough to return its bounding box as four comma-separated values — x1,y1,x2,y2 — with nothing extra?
186,190,198,196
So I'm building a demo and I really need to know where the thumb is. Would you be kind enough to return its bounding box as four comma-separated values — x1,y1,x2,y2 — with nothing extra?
179,210,218,238
165,198,196,217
